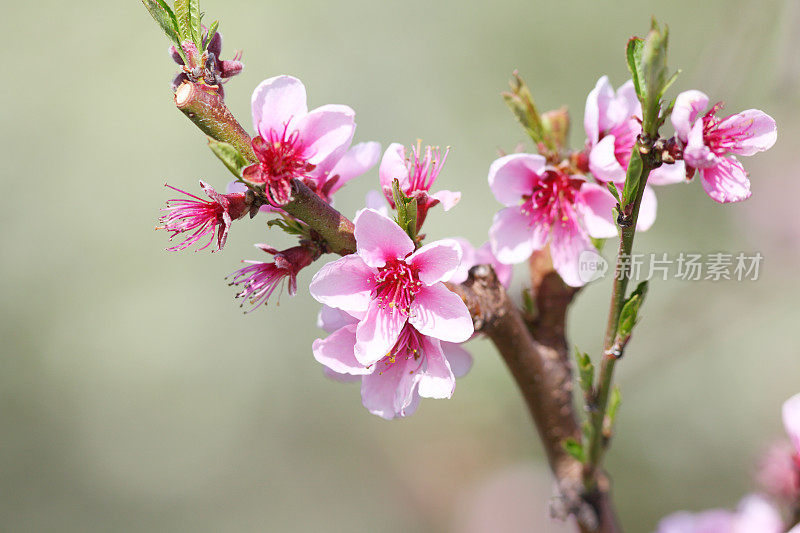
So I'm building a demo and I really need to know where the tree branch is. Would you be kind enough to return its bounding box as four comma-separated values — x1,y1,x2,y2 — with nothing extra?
448,265,620,533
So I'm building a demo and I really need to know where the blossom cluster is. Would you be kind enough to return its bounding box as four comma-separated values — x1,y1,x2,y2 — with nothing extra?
487,76,777,287
156,71,775,418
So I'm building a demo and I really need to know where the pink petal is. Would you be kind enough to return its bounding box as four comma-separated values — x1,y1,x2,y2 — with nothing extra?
717,109,777,156
379,143,409,192
325,141,381,194
733,495,783,533
584,75,614,145
700,157,751,203
312,325,371,375
353,208,415,268
476,242,513,288
251,75,308,138
308,254,374,314
408,239,462,285
578,182,617,239
589,135,626,183
441,341,473,378
550,217,593,288
323,367,362,383
364,190,389,216
636,185,657,231
429,189,461,211
488,153,544,206
354,300,407,366
649,161,688,185
316,305,359,333
783,393,800,455
607,79,641,125
489,207,546,265
656,510,735,533
417,336,455,399
408,283,474,343
447,238,478,284
295,104,356,171
671,90,709,142
360,356,422,419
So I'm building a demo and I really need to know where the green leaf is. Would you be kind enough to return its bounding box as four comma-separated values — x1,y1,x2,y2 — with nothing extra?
574,348,594,395
640,20,670,136
617,280,649,341
563,437,585,463
267,216,310,238
142,0,182,47
606,181,621,204
621,146,643,207
207,139,249,178
174,0,201,44
501,72,552,150
625,37,646,100
659,69,681,101
204,20,219,51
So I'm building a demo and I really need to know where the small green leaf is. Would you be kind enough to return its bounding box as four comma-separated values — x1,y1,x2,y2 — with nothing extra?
606,181,621,204
659,69,681,101
267,216,311,238
640,20,670,136
574,348,595,395
625,37,646,100
204,20,219,51
501,72,552,150
617,280,649,341
142,0,182,47
174,0,200,44
563,437,585,463
207,139,249,178
621,146,643,207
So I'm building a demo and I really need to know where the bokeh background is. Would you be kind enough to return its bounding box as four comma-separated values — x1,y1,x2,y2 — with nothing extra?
2,0,799,531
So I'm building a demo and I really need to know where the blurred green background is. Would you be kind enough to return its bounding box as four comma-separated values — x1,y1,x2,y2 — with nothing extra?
2,0,799,531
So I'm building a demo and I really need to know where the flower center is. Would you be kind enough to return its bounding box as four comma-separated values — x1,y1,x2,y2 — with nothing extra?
252,122,315,182
407,144,449,193
373,258,422,317
520,169,582,226
376,324,425,374
701,102,752,156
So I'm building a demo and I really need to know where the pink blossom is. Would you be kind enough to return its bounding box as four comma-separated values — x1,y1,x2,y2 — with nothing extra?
227,244,316,312
656,495,784,533
671,90,777,203
487,153,654,286
243,76,356,206
449,238,513,288
584,76,686,186
379,142,461,229
313,306,473,419
157,181,250,252
784,393,800,456
309,208,474,366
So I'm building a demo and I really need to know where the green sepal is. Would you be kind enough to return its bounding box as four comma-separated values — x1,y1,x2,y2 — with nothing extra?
207,139,249,179
563,437,585,463
391,179,418,240
142,0,182,48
